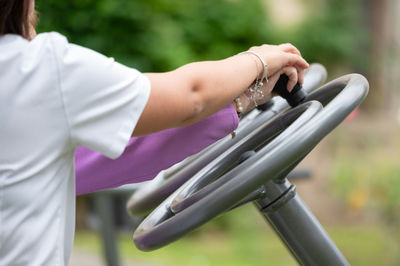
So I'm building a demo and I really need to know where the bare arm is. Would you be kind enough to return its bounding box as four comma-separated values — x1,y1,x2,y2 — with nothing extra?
133,44,309,136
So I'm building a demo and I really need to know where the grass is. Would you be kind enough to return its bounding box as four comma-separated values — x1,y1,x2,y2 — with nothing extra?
74,204,393,266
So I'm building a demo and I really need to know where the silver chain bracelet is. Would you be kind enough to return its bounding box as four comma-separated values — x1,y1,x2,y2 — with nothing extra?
238,50,268,107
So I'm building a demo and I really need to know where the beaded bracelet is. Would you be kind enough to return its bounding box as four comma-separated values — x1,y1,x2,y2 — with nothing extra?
233,96,244,119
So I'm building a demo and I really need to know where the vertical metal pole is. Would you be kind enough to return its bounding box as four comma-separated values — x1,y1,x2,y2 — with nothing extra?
93,193,121,266
254,180,349,266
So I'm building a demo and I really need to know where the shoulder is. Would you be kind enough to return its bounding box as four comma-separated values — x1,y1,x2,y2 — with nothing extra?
29,32,96,65
30,32,68,48
27,32,68,55
5,32,70,70
0,32,71,77
33,32,115,71
29,32,69,60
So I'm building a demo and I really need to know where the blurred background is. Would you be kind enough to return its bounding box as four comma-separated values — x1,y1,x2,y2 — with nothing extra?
36,0,400,265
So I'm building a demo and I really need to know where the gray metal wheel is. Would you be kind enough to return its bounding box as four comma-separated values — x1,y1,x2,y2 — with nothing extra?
127,63,327,217
132,74,368,251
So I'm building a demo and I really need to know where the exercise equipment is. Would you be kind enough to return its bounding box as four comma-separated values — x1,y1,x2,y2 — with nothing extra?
127,63,327,217
130,72,369,265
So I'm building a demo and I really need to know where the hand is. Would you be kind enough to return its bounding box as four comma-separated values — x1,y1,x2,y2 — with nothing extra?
249,43,308,85
234,66,299,114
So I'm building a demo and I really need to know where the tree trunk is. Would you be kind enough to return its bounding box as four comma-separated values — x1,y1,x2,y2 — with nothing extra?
364,0,400,111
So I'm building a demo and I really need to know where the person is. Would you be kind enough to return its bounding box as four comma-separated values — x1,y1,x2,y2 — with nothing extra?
0,0,309,265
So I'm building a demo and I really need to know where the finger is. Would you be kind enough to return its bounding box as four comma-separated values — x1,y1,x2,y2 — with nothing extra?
266,53,307,80
279,43,301,56
279,67,298,92
266,53,308,79
284,53,309,70
298,68,305,84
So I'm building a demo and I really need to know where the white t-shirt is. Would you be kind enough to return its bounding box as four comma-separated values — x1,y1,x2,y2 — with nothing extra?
0,32,151,265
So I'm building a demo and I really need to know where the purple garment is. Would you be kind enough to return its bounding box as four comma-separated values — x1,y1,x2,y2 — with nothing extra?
75,104,239,195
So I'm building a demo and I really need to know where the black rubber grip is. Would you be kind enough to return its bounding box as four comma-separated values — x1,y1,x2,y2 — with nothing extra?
272,74,307,107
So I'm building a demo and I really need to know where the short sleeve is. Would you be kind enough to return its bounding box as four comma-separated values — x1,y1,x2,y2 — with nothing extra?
50,32,150,159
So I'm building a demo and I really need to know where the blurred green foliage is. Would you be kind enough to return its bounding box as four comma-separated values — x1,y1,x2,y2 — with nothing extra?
36,0,368,72
332,157,400,264
36,0,272,71
289,0,368,72
330,122,400,264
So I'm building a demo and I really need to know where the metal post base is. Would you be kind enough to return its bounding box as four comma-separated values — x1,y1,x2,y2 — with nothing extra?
254,179,349,266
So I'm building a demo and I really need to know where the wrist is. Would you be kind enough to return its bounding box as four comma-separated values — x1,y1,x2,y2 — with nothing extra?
237,50,269,109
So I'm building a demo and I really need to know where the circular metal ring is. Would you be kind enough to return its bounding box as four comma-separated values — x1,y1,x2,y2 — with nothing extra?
132,74,368,251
